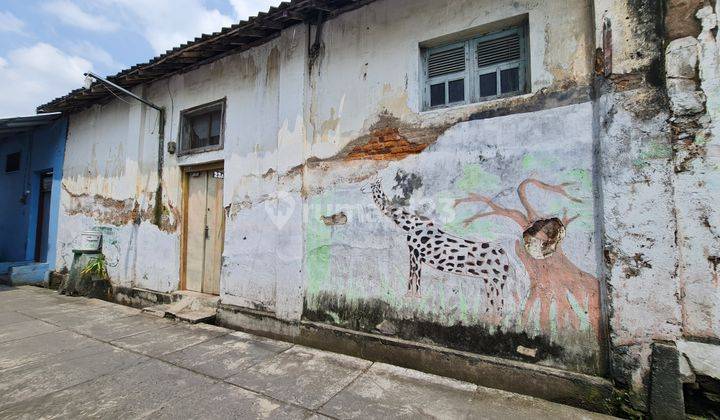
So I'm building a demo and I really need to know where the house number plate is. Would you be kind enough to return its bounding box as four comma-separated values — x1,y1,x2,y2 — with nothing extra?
213,171,224,179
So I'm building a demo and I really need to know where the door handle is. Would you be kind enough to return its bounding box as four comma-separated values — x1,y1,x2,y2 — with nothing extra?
204,226,209,240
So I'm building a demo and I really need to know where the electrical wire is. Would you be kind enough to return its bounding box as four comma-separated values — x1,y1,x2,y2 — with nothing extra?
102,84,132,106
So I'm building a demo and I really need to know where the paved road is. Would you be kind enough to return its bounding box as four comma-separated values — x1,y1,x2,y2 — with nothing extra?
0,285,612,419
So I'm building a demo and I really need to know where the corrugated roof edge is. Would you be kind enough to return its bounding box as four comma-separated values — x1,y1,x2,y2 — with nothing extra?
0,112,63,136
38,0,376,114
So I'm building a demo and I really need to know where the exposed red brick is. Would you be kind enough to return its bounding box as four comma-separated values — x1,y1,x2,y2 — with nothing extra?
345,127,429,161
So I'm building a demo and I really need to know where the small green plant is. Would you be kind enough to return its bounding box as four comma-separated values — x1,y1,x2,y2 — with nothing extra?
81,254,108,278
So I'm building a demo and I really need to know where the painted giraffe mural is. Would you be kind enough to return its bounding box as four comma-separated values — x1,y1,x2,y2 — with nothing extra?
365,176,600,336
366,180,511,315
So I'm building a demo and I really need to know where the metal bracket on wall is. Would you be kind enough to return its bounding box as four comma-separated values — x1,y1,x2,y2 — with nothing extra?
308,10,327,70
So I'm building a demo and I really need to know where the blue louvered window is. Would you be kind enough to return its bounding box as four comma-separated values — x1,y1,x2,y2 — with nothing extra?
423,25,528,110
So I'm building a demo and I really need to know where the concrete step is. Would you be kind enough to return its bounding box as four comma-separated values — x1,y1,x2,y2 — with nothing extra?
142,291,219,324
142,304,171,317
8,263,50,285
170,291,220,309
170,307,217,324
0,261,32,275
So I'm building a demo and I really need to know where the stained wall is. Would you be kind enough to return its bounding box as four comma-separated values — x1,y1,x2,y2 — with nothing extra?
57,27,306,294
53,0,720,407
593,0,720,409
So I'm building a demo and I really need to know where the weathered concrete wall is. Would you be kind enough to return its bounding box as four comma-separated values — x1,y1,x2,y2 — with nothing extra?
671,3,720,343
592,0,680,410
669,5,720,415
306,0,595,160
666,7,720,412
214,26,307,319
56,26,308,296
56,95,181,291
255,0,600,374
592,0,720,411
303,102,602,374
53,0,720,412
56,0,601,375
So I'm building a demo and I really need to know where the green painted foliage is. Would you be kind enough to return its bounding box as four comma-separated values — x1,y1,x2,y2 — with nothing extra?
456,164,500,193
305,194,333,299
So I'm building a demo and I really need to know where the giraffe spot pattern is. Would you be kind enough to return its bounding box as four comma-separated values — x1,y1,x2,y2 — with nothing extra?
371,181,510,315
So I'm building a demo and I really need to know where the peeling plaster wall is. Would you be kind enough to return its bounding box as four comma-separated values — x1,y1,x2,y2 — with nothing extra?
296,0,602,375
592,0,681,409
595,85,679,405
673,3,720,342
55,0,602,374
307,0,595,160
303,102,603,374
593,0,720,410
199,27,307,318
56,26,308,294
55,0,598,366
593,0,664,77
667,6,720,414
57,88,182,292
53,0,720,406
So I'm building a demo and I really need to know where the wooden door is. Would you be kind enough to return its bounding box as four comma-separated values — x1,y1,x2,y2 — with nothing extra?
203,170,224,295
34,172,53,262
184,168,224,294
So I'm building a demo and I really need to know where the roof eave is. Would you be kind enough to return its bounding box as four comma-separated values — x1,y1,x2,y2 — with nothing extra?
38,0,377,114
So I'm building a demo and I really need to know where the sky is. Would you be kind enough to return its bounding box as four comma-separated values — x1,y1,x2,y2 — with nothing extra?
0,0,281,118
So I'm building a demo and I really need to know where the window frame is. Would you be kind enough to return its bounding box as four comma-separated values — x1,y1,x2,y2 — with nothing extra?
425,41,469,108
422,25,528,110
178,98,226,156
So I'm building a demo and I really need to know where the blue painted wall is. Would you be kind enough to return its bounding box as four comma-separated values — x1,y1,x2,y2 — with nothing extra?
0,132,31,262
0,117,67,269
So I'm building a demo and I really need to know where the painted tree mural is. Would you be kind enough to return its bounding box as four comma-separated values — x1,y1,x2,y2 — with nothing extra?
454,179,600,336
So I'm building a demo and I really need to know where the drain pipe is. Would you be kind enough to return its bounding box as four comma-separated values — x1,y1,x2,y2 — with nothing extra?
83,72,166,227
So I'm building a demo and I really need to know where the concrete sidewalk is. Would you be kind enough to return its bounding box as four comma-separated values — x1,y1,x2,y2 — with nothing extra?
0,286,613,419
